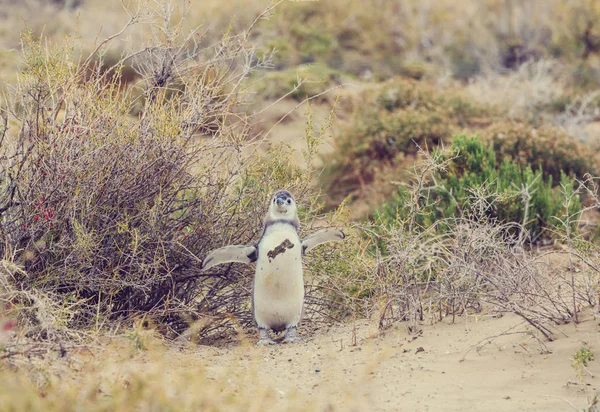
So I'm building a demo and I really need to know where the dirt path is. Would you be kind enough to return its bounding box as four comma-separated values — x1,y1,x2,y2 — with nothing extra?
24,304,599,410
186,313,600,411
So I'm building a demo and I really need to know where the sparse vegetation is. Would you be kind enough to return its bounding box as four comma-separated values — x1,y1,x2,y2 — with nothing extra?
1,0,600,410
356,147,600,341
573,346,595,379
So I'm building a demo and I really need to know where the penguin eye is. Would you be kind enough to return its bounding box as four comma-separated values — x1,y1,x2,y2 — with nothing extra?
287,199,291,204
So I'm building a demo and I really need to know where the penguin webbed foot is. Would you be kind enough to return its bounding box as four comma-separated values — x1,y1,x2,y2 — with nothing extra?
256,327,277,346
282,326,303,344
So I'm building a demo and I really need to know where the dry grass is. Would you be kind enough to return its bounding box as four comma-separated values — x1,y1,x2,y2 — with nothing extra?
2,0,600,81
1,1,600,410
0,1,355,346
467,59,600,146
466,59,566,118
351,147,600,341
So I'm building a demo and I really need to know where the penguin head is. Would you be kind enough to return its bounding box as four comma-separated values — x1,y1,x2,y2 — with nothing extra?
268,190,298,220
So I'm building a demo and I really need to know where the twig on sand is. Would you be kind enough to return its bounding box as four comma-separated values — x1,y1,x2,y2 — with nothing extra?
460,322,550,362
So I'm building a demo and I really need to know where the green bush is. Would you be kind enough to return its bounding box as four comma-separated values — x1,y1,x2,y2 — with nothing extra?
377,135,582,242
486,122,597,183
290,24,338,63
321,78,491,207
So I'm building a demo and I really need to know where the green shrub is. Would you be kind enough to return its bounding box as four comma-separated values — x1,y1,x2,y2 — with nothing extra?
321,79,492,207
290,24,338,63
376,135,582,242
486,122,597,183
573,346,595,377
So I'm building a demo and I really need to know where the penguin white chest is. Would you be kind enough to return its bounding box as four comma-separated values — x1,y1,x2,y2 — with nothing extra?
253,223,304,331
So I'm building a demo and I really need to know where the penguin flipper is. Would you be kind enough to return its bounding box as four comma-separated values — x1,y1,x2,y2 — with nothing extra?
302,229,345,255
201,245,257,270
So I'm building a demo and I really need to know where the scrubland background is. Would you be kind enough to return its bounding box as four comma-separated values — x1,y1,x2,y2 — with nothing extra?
2,0,600,410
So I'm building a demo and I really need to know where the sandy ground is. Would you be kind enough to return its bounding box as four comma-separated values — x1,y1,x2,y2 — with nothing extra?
180,312,600,411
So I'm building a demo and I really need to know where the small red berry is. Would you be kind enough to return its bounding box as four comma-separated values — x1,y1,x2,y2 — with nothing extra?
2,320,15,332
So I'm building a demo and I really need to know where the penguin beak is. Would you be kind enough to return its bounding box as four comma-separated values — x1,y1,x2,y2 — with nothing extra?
274,196,290,214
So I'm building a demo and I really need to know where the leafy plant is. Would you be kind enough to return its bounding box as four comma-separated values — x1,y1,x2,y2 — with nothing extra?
573,346,594,378
376,135,582,243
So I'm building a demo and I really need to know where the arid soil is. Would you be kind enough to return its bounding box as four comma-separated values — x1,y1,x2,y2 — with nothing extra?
8,297,600,411
184,313,600,411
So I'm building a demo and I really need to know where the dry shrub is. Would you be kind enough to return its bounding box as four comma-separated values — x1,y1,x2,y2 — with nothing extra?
466,60,600,146
0,2,346,343
373,217,600,340
359,148,600,341
466,59,567,118
554,91,600,144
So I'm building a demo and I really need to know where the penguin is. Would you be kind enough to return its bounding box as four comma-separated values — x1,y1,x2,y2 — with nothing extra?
201,190,345,345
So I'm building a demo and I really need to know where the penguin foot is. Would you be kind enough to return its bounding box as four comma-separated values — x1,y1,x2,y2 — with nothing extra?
257,327,276,346
282,326,302,344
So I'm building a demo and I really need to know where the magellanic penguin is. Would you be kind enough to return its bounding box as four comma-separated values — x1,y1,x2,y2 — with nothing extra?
201,190,345,345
